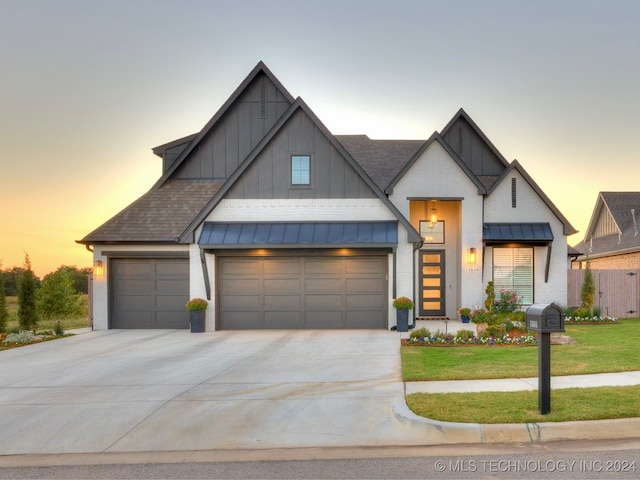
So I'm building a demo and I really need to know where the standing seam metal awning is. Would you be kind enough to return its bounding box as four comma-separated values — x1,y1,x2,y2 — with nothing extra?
483,223,554,243
483,222,554,283
198,221,398,248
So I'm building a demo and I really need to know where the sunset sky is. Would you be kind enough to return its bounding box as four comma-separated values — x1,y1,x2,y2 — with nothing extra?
1,0,639,277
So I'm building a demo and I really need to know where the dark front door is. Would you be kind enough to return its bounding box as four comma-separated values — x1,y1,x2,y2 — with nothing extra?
419,250,445,316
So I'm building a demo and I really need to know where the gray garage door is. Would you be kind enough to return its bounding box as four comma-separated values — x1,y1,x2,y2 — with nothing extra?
218,255,387,329
110,258,190,329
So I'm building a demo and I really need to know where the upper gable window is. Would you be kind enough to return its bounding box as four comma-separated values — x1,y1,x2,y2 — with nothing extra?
291,155,310,185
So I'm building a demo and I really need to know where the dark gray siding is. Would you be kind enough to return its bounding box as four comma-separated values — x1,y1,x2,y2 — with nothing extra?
226,109,376,199
174,72,292,180
442,117,505,176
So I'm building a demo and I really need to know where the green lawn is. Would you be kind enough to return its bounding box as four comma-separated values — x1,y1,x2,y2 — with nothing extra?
403,319,640,423
402,320,640,381
407,385,640,424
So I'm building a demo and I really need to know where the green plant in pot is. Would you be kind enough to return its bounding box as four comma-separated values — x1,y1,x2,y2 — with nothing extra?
393,296,414,333
457,307,471,323
185,298,207,333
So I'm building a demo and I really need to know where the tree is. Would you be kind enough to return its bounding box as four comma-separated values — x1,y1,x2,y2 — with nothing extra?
0,262,8,333
580,259,595,312
18,255,38,330
38,267,83,319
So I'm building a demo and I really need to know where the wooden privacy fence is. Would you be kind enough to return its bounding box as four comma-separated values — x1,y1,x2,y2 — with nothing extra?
567,269,640,318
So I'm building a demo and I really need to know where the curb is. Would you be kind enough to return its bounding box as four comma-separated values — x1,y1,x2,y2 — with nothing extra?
392,399,640,444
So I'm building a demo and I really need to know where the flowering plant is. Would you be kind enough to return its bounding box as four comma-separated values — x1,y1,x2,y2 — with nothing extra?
494,289,522,313
457,307,471,316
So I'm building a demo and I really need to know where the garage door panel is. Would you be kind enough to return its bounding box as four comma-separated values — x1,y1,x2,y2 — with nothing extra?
347,294,385,308
305,278,343,293
264,278,300,292
305,294,342,308
222,279,261,293
111,258,189,329
156,295,188,309
221,259,262,275
305,259,342,274
117,295,154,308
221,294,261,308
264,312,303,328
264,294,300,308
156,262,189,275
218,256,387,329
116,261,154,276
118,279,154,294
346,278,385,293
264,259,300,275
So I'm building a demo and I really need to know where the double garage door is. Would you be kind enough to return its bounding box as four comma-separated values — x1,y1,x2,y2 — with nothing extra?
218,255,388,329
110,258,190,329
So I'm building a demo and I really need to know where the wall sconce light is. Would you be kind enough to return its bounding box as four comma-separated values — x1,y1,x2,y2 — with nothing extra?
430,205,438,226
468,247,476,264
94,260,104,277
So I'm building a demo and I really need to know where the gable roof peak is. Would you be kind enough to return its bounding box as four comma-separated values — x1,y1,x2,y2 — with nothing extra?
153,61,295,188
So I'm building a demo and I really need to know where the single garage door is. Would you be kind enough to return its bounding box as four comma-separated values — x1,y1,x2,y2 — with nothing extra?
110,258,190,329
218,255,387,329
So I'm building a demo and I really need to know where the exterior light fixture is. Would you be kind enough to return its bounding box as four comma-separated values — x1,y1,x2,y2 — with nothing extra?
468,247,476,264
430,206,438,226
94,260,104,277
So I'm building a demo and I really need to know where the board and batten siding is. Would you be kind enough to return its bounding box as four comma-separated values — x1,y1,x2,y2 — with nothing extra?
174,72,292,180
225,109,376,200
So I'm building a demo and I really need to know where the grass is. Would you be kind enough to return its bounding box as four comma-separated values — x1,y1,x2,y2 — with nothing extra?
406,385,640,424
403,319,640,423
3,296,89,332
401,319,640,381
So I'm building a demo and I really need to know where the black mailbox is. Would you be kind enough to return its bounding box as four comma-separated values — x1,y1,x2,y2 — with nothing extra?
526,303,565,333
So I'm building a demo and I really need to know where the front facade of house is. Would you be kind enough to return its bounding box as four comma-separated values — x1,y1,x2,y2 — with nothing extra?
571,192,640,270
79,62,576,331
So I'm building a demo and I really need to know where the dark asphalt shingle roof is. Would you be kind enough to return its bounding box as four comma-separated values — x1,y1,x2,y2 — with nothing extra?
80,179,224,243
335,135,424,190
572,192,640,256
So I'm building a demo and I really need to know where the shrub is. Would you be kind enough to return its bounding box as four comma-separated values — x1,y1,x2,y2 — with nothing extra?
485,324,507,338
185,298,208,311
456,329,475,341
3,330,35,345
580,261,595,310
409,327,431,339
38,267,84,320
484,281,495,311
18,255,38,330
393,296,414,310
0,264,7,333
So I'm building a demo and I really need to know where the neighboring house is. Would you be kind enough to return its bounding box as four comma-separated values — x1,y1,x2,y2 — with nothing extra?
571,192,640,269
78,62,576,331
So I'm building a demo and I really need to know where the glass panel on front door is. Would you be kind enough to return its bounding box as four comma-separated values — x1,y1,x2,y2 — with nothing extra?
420,250,445,316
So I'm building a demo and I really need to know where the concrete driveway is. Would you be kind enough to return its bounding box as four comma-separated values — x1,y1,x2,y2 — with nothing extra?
0,330,426,455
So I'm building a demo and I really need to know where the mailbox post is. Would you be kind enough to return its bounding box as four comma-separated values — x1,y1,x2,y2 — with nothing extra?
525,303,565,414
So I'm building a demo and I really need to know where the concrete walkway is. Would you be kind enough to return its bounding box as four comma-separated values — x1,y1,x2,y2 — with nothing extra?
407,370,640,394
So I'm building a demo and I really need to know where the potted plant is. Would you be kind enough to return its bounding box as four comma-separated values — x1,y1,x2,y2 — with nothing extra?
457,307,471,323
185,298,207,333
393,296,414,333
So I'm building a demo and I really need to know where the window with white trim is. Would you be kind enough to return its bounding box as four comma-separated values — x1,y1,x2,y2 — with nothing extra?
291,155,310,185
493,247,533,304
